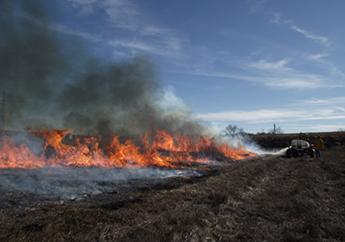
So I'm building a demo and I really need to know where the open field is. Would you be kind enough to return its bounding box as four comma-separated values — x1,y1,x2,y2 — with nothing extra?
1,145,345,241
2,1,345,241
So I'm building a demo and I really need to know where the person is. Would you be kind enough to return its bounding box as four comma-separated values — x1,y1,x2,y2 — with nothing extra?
315,136,325,158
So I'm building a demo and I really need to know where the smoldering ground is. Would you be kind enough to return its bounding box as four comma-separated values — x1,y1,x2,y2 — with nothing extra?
0,167,202,199
0,0,204,137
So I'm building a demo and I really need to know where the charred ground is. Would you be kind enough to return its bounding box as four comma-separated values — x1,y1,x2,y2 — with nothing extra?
0,137,345,241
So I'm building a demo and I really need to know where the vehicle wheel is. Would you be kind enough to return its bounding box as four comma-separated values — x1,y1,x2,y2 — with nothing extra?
286,149,293,158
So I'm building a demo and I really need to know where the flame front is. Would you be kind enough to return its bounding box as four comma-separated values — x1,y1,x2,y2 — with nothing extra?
0,130,255,169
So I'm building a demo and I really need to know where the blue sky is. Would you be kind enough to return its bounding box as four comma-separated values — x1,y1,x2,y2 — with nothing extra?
51,0,345,133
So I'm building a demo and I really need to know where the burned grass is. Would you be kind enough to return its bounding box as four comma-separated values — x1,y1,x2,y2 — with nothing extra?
0,148,345,241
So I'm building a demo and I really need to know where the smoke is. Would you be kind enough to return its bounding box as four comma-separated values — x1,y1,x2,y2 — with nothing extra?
0,167,202,199
0,0,204,137
0,0,67,128
221,133,288,156
0,0,258,200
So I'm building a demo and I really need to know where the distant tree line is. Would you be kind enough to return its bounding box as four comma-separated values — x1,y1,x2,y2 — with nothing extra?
223,123,284,137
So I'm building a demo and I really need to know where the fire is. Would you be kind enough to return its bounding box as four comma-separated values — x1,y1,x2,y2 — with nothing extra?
0,130,255,169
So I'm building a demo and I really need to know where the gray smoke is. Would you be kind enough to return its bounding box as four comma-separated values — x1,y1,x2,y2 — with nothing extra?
0,167,202,199
0,0,67,129
0,0,204,137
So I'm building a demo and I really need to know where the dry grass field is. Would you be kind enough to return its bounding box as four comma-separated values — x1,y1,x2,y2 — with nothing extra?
1,141,345,241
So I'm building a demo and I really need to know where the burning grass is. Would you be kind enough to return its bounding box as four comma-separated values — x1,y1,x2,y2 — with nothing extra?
1,148,345,241
0,129,255,169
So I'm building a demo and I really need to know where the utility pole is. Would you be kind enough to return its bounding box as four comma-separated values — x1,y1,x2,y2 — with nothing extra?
0,90,6,131
273,123,276,134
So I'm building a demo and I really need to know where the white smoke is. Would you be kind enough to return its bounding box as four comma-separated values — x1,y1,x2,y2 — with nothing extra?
0,167,202,199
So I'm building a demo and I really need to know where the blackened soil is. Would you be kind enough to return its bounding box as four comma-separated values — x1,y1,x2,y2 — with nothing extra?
1,148,345,242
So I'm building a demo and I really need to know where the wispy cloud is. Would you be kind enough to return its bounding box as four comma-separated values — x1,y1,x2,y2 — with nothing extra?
110,38,181,57
304,96,345,105
176,57,341,89
272,13,292,25
44,20,181,58
281,123,345,133
100,0,165,36
197,107,345,124
290,25,330,47
264,76,326,89
247,57,344,89
247,0,267,13
305,52,345,79
271,13,331,47
178,67,344,90
49,23,103,43
67,0,98,4
255,12,342,89
197,95,345,132
307,53,329,62
248,59,290,71
66,0,99,15
198,109,302,123
65,0,182,57
68,0,168,36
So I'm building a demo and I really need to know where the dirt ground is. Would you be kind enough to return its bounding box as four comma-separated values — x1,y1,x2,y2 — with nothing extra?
1,147,345,242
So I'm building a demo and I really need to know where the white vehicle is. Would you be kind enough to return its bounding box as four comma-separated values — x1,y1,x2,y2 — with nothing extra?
286,139,315,158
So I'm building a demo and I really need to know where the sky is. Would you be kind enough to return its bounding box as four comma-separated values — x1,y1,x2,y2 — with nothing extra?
49,0,345,133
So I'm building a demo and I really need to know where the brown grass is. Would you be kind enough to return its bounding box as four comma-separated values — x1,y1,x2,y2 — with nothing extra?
1,147,345,241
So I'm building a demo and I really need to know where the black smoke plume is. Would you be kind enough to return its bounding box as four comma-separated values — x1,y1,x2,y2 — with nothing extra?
0,0,204,137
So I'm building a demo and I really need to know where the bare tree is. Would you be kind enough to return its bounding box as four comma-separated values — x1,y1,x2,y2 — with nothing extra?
223,124,245,137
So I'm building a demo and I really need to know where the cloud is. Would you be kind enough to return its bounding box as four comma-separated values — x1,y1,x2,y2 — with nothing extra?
247,0,268,13
64,0,182,57
304,96,345,105
111,40,157,53
283,124,345,132
197,107,345,124
66,0,99,15
197,101,345,132
271,13,331,47
49,23,103,43
67,0,168,36
176,62,341,90
248,59,290,71
305,53,345,80
290,25,330,47
50,24,181,57
101,0,149,34
67,0,98,4
198,109,302,123
257,13,341,89
196,95,345,131
264,78,323,89
307,53,329,62
110,38,181,57
246,57,344,89
271,13,292,25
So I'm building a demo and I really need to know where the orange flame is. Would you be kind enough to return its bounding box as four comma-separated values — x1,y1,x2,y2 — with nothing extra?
0,130,255,169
